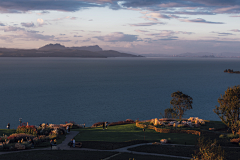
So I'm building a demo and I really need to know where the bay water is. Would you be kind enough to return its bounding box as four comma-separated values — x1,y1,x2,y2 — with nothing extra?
0,57,240,129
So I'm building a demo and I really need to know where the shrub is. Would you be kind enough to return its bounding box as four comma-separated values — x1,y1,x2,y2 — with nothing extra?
37,127,53,136
48,134,58,140
21,141,32,149
226,133,239,139
33,137,41,145
91,122,104,127
38,135,47,142
16,125,37,136
177,124,185,128
219,134,226,139
126,119,134,123
192,137,225,160
230,138,240,144
56,128,66,135
1,143,13,150
7,133,35,143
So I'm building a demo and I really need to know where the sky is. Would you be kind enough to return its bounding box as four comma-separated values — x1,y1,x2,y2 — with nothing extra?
0,0,240,55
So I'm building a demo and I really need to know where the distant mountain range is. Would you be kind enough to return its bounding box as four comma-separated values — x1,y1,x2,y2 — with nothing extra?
142,52,240,58
0,43,142,58
174,52,240,58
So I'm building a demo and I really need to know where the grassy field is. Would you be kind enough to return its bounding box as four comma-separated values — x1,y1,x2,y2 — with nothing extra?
0,129,16,136
0,121,237,160
0,150,186,160
73,123,199,146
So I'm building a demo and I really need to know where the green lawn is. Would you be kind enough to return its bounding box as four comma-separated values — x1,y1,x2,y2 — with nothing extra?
73,124,198,145
0,129,16,136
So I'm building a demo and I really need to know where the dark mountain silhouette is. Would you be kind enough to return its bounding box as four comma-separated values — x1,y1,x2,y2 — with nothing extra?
38,43,103,52
0,44,142,58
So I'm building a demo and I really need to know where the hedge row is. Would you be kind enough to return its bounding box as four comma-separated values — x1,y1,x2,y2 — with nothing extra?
136,122,201,136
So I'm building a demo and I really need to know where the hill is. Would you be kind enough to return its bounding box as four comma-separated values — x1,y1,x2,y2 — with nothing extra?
0,44,142,58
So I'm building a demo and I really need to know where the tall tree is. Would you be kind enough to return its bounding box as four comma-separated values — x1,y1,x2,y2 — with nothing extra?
170,91,193,119
160,107,177,118
214,85,240,134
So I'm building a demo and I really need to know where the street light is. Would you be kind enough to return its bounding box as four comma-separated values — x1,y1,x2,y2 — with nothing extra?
19,118,22,126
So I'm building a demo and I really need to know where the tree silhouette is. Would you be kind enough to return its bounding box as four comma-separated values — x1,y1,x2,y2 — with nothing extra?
214,85,240,134
170,91,193,119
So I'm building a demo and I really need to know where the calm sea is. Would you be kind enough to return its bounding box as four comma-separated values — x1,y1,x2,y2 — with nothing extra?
0,57,240,129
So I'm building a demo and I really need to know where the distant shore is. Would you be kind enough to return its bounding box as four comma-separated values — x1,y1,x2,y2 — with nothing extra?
224,69,240,74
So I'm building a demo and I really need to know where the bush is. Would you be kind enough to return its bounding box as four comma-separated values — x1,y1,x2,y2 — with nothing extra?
21,141,32,149
192,137,225,160
230,138,240,144
37,127,53,136
16,125,37,136
226,133,239,139
38,135,48,142
7,133,35,143
1,143,13,150
219,134,226,139
91,122,104,127
177,124,185,128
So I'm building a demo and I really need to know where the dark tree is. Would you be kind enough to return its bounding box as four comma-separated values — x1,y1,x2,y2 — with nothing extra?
214,85,240,134
170,91,193,119
160,107,177,118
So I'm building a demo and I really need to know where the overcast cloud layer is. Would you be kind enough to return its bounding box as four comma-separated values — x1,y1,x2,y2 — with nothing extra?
0,0,240,55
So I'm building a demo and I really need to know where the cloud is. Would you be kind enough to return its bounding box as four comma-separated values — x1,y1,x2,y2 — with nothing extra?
144,30,194,41
129,22,165,26
1,26,25,32
211,31,235,36
90,31,101,33
159,36,179,40
74,35,83,37
71,17,77,20
230,15,240,17
163,11,215,15
0,25,70,42
36,11,50,15
94,32,138,42
37,19,45,26
52,16,77,21
146,30,194,36
0,0,240,15
146,13,171,19
73,30,85,32
135,29,149,33
0,22,5,26
21,22,35,28
180,18,224,24
213,5,240,13
0,0,104,13
231,29,240,32
82,38,91,42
